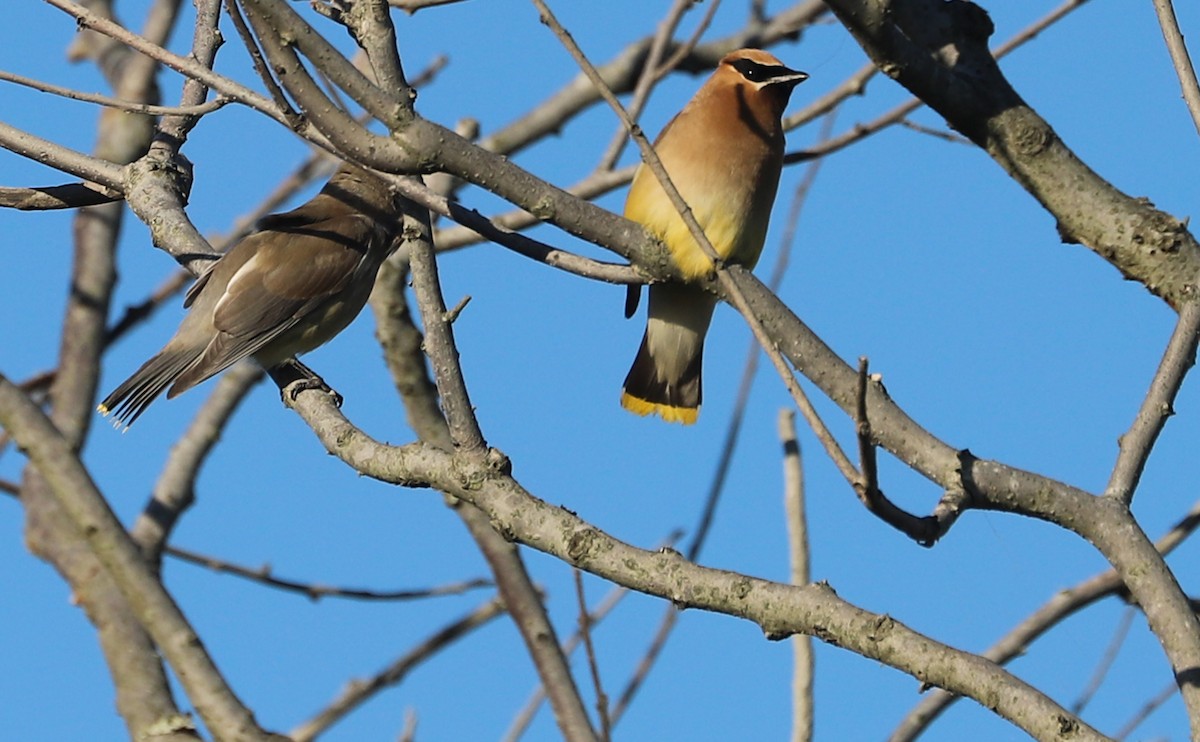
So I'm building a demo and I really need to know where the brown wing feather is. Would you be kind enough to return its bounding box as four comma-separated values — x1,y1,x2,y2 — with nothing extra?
211,214,377,339
166,213,381,396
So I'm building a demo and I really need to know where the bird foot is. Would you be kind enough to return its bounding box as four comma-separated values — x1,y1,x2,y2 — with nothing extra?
269,359,343,408
282,376,343,407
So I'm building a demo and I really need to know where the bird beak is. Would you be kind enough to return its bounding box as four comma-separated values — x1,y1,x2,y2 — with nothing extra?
771,68,809,87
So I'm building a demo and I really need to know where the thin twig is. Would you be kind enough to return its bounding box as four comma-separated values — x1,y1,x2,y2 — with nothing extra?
0,182,122,210
595,0,709,171
398,709,418,742
0,69,229,116
481,2,827,161
432,165,636,253
656,0,723,76
223,0,303,129
389,175,641,285
897,118,970,145
609,607,678,725
780,409,813,742
502,530,682,742
45,0,296,129
163,542,493,600
387,0,468,13
574,570,611,741
1114,679,1179,741
1072,606,1136,714
1105,299,1200,504
289,596,507,742
851,358,941,542
503,586,628,741
1151,0,1200,139
889,498,1200,740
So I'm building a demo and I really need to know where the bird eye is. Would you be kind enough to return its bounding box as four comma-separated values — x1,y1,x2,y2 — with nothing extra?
730,59,763,81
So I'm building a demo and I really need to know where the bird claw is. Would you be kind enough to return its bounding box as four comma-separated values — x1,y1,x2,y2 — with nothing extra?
271,359,343,408
283,376,343,407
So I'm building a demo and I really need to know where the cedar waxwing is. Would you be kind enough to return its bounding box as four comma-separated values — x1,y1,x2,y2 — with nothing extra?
621,49,807,424
98,164,400,427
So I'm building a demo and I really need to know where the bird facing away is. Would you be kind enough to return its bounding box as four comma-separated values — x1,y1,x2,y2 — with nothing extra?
98,164,400,427
621,49,807,424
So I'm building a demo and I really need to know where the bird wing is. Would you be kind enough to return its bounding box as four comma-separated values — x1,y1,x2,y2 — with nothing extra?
212,214,379,341
183,261,217,309
168,213,383,395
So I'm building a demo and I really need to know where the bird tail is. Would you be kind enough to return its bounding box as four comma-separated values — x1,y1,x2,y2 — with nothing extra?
97,347,201,428
620,284,717,425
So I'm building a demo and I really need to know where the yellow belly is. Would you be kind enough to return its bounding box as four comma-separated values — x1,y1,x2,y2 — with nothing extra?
624,165,768,281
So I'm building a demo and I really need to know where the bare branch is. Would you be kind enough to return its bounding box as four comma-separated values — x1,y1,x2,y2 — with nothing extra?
432,165,636,253
823,0,1200,309
1115,680,1179,740
788,0,1108,162
129,362,264,563
889,497,1200,740
0,69,230,116
480,1,828,159
0,182,121,210
780,410,813,742
1106,299,1200,504
1072,607,1136,714
45,0,295,129
165,543,493,602
389,175,642,285
850,357,949,544
1152,0,1200,139
0,374,280,741
387,0,469,13
368,198,598,741
290,596,507,742
240,0,406,166
503,531,681,741
594,0,711,171
273,397,1107,741
573,570,611,741
0,119,125,190
401,193,486,450
610,605,677,726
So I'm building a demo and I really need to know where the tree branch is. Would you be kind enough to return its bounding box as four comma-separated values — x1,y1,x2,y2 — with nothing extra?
780,410,813,742
890,496,1200,740
822,0,1200,309
0,374,280,741
1105,299,1200,504
1152,0,1200,139
290,596,507,742
271,392,1107,741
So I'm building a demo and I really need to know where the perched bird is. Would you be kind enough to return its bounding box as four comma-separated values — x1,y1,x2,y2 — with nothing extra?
98,163,400,427
621,49,807,424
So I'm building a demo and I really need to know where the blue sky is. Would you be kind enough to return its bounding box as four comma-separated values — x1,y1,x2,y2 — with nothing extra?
2,1,1199,740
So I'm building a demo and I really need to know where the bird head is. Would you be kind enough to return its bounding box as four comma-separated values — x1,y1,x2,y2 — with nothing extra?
714,49,808,121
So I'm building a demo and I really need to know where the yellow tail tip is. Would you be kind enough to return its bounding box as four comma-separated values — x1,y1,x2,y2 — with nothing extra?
96,403,110,416
620,392,699,425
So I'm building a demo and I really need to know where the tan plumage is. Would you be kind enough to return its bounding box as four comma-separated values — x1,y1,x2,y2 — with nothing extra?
621,49,807,424
98,164,400,427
